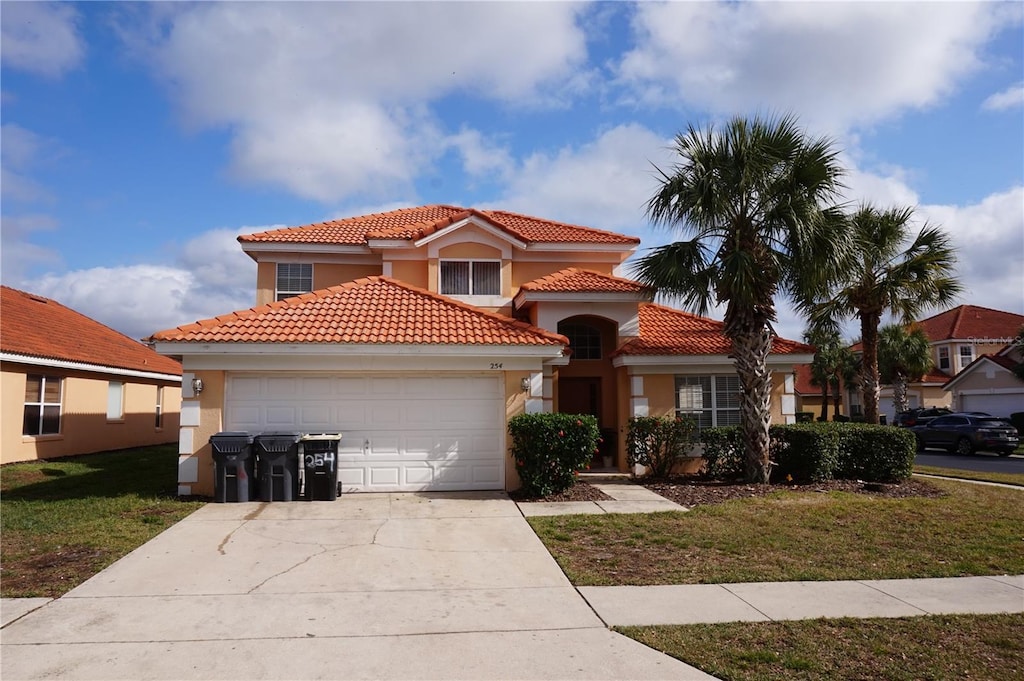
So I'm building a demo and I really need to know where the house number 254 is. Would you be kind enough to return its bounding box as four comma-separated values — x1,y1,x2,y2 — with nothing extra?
489,363,503,369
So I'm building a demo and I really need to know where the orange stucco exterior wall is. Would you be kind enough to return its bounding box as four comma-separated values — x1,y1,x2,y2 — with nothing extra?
177,369,226,497
1,365,180,464
255,262,383,305
388,260,429,289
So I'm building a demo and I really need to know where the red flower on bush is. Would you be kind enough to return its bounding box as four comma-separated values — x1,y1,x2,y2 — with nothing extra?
558,430,564,437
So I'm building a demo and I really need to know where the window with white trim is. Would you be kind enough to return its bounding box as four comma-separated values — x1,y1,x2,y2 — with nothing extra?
675,375,741,430
439,260,500,296
958,344,973,369
107,381,124,421
155,386,164,429
275,263,313,301
937,346,950,371
23,375,62,436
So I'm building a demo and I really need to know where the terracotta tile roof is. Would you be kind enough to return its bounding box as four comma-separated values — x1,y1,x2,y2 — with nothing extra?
519,268,650,294
149,277,567,346
1,286,182,376
918,366,954,385
615,304,814,357
238,205,640,247
793,364,823,395
915,305,1024,342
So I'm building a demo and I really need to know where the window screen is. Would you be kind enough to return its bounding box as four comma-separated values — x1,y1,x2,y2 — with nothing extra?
276,263,313,301
23,375,62,436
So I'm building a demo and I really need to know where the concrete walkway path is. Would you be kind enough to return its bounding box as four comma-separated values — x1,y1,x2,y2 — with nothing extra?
1,493,715,681
579,575,1024,626
517,478,688,517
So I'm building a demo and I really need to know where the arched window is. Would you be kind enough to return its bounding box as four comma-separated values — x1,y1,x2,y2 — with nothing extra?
558,322,602,360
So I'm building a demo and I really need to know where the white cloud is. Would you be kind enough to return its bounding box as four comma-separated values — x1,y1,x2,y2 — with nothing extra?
0,2,85,78
492,123,674,235
19,227,262,341
618,2,1014,133
982,82,1024,111
119,2,590,202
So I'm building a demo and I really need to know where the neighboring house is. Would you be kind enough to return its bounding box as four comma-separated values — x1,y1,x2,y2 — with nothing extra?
149,205,812,496
1,286,182,464
793,364,831,420
842,304,1024,423
943,343,1024,418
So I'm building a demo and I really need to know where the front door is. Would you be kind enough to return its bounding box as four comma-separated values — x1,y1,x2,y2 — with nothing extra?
559,377,601,423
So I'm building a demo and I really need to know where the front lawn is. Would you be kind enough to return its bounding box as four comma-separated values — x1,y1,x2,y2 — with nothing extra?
529,478,1024,585
621,613,1024,681
1,444,205,598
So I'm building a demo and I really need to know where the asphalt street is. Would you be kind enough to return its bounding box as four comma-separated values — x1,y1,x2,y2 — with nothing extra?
915,450,1024,474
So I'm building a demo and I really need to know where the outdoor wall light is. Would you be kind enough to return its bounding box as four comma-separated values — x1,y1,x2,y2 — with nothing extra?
520,377,531,393
191,377,204,396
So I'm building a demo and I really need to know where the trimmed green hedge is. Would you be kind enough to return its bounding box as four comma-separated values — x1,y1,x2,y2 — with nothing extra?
508,413,600,496
696,422,916,483
626,416,697,478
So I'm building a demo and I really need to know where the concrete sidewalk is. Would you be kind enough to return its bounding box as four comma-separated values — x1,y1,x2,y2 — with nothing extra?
579,575,1024,626
0,493,715,681
517,478,688,516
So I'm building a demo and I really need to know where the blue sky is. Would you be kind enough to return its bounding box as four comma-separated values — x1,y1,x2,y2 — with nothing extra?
2,1,1022,342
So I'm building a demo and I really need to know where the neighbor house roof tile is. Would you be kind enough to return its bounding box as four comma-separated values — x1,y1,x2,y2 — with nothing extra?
915,305,1024,342
238,205,639,247
519,268,649,294
1,286,182,375
149,277,567,346
615,304,814,356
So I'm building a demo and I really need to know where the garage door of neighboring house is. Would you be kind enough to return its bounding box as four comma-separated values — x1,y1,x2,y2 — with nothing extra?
224,373,504,492
960,393,1024,419
881,393,920,424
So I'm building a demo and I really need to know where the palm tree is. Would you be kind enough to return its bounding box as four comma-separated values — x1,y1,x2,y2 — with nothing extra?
804,327,843,421
878,324,933,416
833,345,859,419
808,205,962,424
635,114,845,483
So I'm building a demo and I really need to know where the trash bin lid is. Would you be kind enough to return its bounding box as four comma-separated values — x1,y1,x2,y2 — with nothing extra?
256,431,301,441
300,433,342,441
211,431,254,442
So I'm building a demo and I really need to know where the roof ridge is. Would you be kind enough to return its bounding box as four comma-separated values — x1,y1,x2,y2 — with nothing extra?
481,209,640,243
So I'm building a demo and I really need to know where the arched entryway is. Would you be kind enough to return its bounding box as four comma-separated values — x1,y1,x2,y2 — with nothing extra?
556,315,619,469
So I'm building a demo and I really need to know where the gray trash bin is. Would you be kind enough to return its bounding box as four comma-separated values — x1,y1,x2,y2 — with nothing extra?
210,432,256,503
254,432,301,501
301,433,342,501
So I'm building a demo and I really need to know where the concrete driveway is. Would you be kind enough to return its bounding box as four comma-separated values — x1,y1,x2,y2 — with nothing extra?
1,492,714,680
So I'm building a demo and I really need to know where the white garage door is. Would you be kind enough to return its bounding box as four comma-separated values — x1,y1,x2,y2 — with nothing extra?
225,373,504,492
960,393,1024,419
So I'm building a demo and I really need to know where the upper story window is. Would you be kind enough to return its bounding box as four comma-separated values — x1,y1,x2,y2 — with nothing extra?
276,263,313,301
937,346,950,371
675,375,741,430
958,344,974,369
24,374,62,436
440,260,500,296
558,322,602,360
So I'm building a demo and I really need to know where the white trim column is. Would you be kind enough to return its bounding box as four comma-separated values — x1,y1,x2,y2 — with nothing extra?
630,375,649,417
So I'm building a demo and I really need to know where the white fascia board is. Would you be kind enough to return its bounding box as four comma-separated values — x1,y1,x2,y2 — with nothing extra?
366,239,416,249
178,353,557,372
153,341,564,358
414,217,529,250
612,353,814,370
241,243,371,256
513,291,650,307
1,352,182,382
523,242,638,253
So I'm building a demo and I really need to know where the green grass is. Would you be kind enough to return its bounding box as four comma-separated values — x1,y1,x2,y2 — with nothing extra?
1,444,205,598
620,614,1024,681
529,478,1024,585
914,465,1024,487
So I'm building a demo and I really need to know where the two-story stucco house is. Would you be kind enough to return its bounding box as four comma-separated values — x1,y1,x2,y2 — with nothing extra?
150,205,812,496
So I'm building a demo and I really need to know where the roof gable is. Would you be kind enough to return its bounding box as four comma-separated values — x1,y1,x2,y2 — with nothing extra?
238,205,640,248
615,304,813,357
943,353,1021,390
149,277,566,347
1,286,182,376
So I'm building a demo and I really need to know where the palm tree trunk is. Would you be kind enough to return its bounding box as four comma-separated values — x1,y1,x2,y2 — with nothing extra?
831,379,841,419
819,384,828,421
892,373,909,415
860,311,882,424
731,324,774,484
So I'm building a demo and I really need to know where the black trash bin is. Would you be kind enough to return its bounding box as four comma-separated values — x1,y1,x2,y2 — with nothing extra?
254,432,301,501
301,433,342,501
210,432,256,503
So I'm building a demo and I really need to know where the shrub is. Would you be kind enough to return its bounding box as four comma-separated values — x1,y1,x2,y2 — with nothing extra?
698,426,744,480
626,416,697,478
769,423,840,483
834,423,916,482
508,413,600,496
1009,412,1024,436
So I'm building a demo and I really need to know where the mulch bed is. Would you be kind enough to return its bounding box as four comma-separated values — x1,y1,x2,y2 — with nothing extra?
641,477,947,507
511,477,947,506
